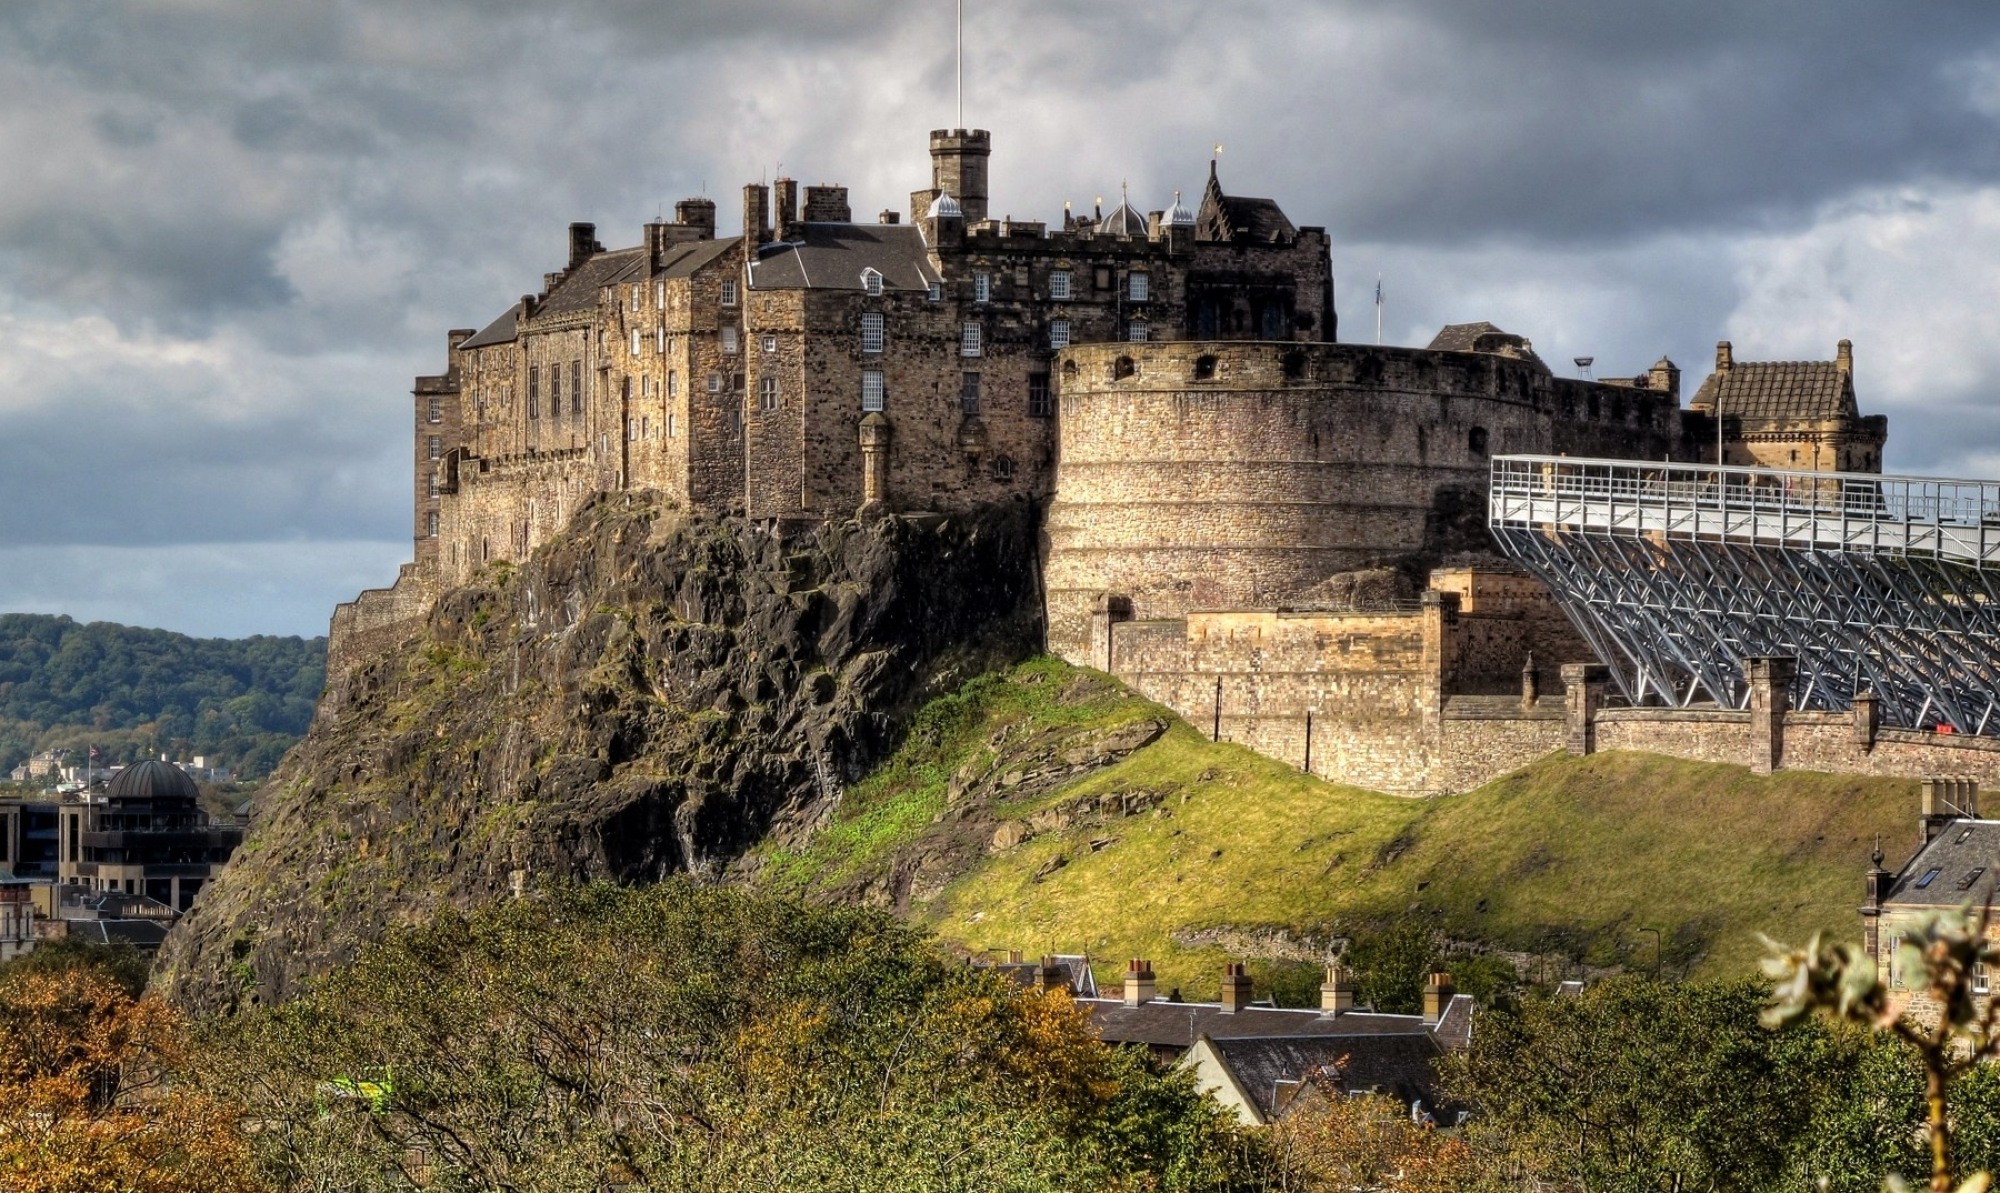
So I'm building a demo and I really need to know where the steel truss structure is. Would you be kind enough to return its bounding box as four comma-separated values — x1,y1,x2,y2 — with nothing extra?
1489,455,2000,736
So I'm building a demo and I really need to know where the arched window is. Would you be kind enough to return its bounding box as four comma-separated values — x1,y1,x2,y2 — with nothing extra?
1282,349,1308,380
1194,355,1218,381
1061,359,1079,380
1468,426,1490,457
1112,355,1136,381
990,454,1015,482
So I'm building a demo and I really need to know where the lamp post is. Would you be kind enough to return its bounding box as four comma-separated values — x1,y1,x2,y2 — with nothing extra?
1639,926,1663,980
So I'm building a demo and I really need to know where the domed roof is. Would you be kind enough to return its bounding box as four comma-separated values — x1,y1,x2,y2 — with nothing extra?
1164,190,1195,226
925,191,962,219
106,759,199,801
1098,200,1149,238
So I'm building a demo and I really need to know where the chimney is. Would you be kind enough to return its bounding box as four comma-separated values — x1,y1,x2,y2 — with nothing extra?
879,209,901,225
1219,962,1253,1013
803,184,852,224
1521,650,1541,711
1033,955,1070,995
742,183,771,246
1921,779,1980,844
1837,338,1854,373
447,328,475,351
774,177,799,241
1123,958,1156,1007
1422,972,1455,1026
1715,340,1734,372
1006,949,1024,964
568,222,599,270
1320,963,1354,1015
644,220,667,263
675,197,717,240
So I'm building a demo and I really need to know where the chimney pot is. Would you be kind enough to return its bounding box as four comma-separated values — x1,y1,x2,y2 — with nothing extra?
1219,961,1253,1013
1123,958,1157,1007
1422,971,1456,1026
1320,963,1355,1015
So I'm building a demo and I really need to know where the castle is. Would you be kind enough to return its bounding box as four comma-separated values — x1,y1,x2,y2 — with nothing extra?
335,129,1946,796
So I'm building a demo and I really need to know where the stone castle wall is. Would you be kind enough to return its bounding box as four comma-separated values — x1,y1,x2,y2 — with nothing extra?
326,564,432,680
1043,341,1678,662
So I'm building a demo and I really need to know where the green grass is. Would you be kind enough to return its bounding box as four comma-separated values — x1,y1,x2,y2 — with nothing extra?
761,658,1919,1004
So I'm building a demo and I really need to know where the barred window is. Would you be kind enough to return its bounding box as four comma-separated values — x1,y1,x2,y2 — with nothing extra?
960,323,981,357
960,371,981,415
1028,374,1052,418
861,370,885,412
861,313,884,354
1049,270,1071,300
1049,319,1071,349
759,376,779,410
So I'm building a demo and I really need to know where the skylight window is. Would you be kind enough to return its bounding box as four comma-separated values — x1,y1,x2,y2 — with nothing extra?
1959,867,1988,890
1916,868,1943,889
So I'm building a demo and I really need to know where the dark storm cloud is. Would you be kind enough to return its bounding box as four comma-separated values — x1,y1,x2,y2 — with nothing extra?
0,0,1995,634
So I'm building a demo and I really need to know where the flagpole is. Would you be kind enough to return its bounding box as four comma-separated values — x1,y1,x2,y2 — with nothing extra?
1375,274,1383,346
957,0,964,128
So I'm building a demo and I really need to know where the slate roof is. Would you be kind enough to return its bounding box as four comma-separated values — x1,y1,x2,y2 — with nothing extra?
1690,360,1857,422
458,302,523,350
1077,994,1475,1051
106,759,198,802
535,247,645,318
1884,818,2000,908
981,955,1102,998
747,224,941,292
656,236,743,281
1206,1033,1445,1121
1097,200,1151,238
1425,322,1550,371
1195,163,1297,244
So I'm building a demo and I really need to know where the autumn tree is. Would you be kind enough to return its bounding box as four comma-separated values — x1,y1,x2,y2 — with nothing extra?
1262,1086,1476,1193
0,963,262,1193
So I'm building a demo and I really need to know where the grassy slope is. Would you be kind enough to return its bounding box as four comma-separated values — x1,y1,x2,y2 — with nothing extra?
759,659,1917,1004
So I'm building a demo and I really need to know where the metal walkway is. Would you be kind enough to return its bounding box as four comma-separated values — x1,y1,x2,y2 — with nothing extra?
1489,455,2000,736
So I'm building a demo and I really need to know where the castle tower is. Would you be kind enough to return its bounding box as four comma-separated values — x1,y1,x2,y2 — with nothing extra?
929,129,990,225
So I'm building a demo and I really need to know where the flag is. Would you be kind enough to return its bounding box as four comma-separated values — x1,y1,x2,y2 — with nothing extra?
89,746,98,759
1375,278,1383,306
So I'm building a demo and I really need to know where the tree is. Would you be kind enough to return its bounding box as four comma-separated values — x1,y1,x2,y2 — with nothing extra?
0,965,262,1193
1766,905,2000,1193
189,880,1253,1193
1263,1087,1476,1193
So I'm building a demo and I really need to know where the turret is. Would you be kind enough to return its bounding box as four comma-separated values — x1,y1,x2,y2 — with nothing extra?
929,128,991,225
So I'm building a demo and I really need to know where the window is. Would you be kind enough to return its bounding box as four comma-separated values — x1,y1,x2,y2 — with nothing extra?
426,396,442,424
961,323,982,357
631,329,641,357
759,376,779,410
1194,354,1218,381
1112,355,1136,380
720,280,738,306
708,372,723,393
1468,426,1490,457
627,418,639,441
1129,272,1150,302
1127,323,1148,342
1960,867,1989,891
655,281,665,308
631,287,641,313
667,372,677,397
571,361,582,414
1916,868,1943,889
928,281,942,302
528,368,539,418
1049,269,1071,300
960,371,981,415
428,473,440,499
1049,319,1071,349
549,364,561,412
656,326,665,354
641,416,649,438
666,412,676,438
1980,963,1993,995
762,334,777,353
721,326,739,354
974,272,990,303
599,433,608,455
990,454,1015,482
861,370,885,412
861,313,884,354
862,269,883,297
427,511,438,538
1028,374,1052,418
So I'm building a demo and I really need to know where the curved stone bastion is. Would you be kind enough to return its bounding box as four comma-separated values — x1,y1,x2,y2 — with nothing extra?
1042,340,1677,662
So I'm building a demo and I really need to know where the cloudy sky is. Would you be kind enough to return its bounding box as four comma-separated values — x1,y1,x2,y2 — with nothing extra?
4,0,1999,639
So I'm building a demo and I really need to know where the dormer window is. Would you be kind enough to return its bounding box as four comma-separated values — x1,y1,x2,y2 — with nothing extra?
928,282,942,302
862,269,884,297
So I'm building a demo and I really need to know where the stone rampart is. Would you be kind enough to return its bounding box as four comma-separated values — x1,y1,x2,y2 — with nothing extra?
1044,340,1677,661
326,564,432,680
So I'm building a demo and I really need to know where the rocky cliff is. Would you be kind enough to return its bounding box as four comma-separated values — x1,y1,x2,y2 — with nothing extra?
156,494,1043,1012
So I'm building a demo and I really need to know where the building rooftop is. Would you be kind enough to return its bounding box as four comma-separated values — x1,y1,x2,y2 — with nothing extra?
1076,993,1474,1052
747,223,942,293
1690,359,1858,422
1202,1032,1444,1121
105,759,198,802
1884,817,2000,908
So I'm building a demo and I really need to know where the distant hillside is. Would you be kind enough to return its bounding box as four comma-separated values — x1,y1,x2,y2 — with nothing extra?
749,658,1918,998
0,613,324,780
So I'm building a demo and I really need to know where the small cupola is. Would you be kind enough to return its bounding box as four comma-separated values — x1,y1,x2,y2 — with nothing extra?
1164,189,1195,226
925,191,963,219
